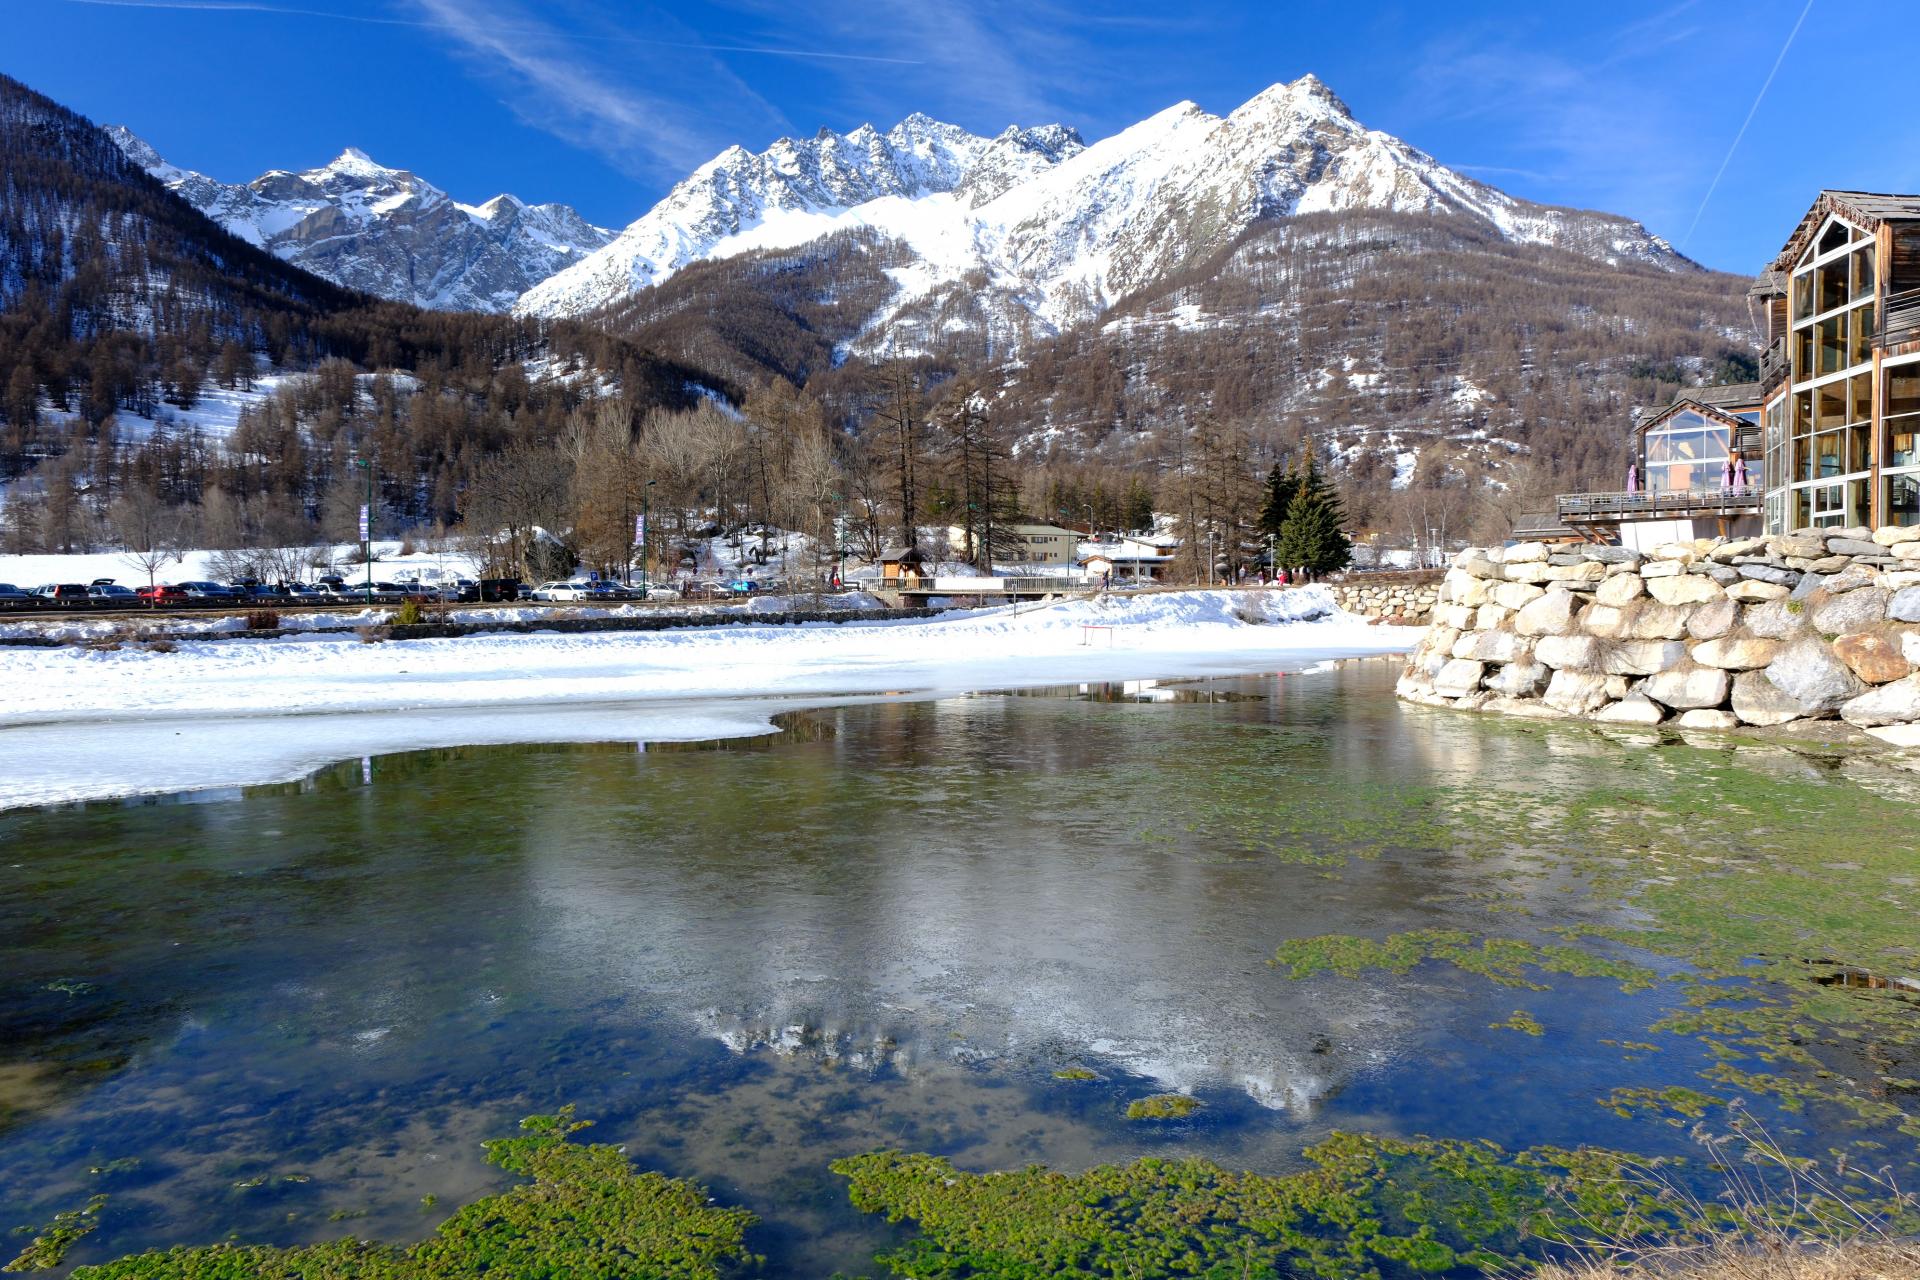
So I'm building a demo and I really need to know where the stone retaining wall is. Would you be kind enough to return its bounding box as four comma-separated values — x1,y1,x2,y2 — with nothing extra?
1395,526,1920,746
1331,572,1441,623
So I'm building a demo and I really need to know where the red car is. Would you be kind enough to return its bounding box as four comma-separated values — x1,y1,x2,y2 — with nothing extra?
135,584,188,604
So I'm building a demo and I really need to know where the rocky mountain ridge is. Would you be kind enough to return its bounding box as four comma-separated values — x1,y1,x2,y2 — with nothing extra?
519,75,1694,354
105,128,612,313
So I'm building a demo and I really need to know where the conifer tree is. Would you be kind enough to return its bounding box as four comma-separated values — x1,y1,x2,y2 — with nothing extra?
1256,462,1296,539
1274,460,1353,576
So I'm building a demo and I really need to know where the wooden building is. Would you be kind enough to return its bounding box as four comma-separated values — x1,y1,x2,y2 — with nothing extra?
1754,191,1920,532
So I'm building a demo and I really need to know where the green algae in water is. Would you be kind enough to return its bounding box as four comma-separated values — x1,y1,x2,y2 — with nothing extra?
1126,1093,1201,1120
832,1132,1708,1280
16,1110,758,1280
1051,1067,1098,1081
1490,1010,1545,1036
4,1195,104,1272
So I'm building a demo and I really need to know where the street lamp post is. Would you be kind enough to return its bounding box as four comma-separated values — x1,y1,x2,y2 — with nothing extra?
1206,529,1216,587
350,454,373,605
640,479,655,597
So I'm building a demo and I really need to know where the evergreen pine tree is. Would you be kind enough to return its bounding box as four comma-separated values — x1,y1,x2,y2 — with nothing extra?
1274,464,1353,577
1256,462,1296,539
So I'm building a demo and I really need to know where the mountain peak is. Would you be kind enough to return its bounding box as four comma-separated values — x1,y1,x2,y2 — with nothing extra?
1230,75,1356,129
318,146,397,180
104,124,165,171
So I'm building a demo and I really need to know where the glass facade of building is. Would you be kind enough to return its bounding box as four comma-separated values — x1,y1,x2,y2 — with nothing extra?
1764,206,1920,532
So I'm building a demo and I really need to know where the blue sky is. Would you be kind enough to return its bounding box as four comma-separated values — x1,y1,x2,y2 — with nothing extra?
6,0,1915,273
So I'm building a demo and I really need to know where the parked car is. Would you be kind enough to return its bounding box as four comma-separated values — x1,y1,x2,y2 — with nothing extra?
31,584,91,604
725,578,761,595
530,580,592,602
136,584,188,603
477,578,519,603
86,583,138,602
0,582,32,602
177,581,241,600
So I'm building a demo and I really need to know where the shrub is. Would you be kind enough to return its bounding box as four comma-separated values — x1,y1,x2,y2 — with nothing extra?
390,599,426,626
244,609,280,630
356,624,389,644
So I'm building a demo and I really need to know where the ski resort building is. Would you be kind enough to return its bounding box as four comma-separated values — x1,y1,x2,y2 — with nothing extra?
1753,191,1920,532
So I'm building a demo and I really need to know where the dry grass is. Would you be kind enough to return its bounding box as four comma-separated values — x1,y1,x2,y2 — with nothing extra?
1527,1107,1918,1280
1536,1240,1920,1279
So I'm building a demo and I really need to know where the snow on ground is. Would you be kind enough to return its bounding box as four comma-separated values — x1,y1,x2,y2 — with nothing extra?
0,587,1417,809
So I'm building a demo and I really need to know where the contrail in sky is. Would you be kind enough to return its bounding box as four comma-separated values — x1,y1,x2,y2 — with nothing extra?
59,0,926,64
1680,0,1814,249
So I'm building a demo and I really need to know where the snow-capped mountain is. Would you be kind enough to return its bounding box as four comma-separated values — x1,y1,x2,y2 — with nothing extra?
106,128,612,313
517,75,1690,344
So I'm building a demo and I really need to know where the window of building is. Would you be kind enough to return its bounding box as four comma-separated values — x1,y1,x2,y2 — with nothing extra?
1817,316,1848,374
1818,261,1850,313
1852,245,1876,299
1890,474,1920,527
1819,220,1851,255
1793,271,1814,320
1851,304,1877,365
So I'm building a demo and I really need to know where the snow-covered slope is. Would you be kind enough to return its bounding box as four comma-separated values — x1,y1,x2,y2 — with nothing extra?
106,128,613,313
517,75,1689,340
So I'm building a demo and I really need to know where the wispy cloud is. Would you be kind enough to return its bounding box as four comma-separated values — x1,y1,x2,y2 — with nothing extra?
407,0,795,179
63,0,925,63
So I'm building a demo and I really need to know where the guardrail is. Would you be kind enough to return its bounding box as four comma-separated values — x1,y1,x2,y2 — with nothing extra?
1556,486,1763,521
1880,287,1920,351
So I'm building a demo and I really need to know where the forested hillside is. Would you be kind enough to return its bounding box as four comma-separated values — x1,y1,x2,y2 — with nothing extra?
0,74,700,556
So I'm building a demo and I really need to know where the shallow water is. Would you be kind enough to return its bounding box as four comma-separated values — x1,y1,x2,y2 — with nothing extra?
2,661,1915,1275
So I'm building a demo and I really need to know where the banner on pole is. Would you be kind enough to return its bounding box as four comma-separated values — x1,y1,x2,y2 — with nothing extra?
634,513,646,548
358,503,370,542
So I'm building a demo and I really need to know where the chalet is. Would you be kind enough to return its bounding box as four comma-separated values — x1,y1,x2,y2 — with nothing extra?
1552,383,1764,548
1752,192,1920,531
875,545,928,585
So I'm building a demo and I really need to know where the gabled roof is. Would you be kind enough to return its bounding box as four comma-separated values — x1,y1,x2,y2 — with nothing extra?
1771,191,1920,272
1636,395,1754,436
1673,382,1760,411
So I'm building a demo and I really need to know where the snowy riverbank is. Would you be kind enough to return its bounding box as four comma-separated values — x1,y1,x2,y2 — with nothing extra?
0,588,1418,808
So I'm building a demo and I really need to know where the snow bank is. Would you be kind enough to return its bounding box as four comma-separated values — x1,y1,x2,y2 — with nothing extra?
0,588,1418,809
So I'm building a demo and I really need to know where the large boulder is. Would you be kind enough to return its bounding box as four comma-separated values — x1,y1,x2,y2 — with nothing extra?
1627,603,1692,640
1730,670,1812,725
1736,564,1797,586
1513,589,1579,636
1839,674,1920,727
1832,631,1913,684
1594,695,1666,725
1535,634,1604,670
1890,587,1920,623
1648,542,1699,563
1474,603,1513,631
1582,546,1642,565
1640,560,1683,579
1543,669,1612,714
1485,659,1549,697
1690,635,1780,670
1727,579,1790,603
1744,599,1805,639
1436,603,1478,631
1606,639,1688,676
1873,525,1920,546
1709,537,1768,563
1504,541,1549,564
1772,534,1826,559
1453,550,1501,578
1432,658,1487,698
1503,562,1553,584
1809,588,1889,634
1462,629,1524,664
1676,709,1739,730
1544,561,1606,584
1686,597,1740,641
1642,661,1730,710
1762,638,1868,713
1647,575,1725,607
1595,574,1645,607
1581,604,1630,637
1491,581,1547,610
1825,538,1882,558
